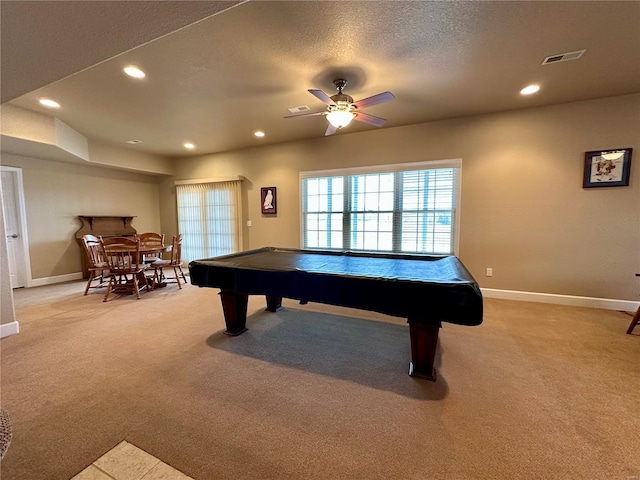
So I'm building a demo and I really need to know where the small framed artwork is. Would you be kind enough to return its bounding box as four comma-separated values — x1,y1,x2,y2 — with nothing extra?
261,186,277,214
583,148,632,188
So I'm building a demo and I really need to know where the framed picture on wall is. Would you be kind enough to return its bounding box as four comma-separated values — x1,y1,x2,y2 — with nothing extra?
261,186,277,214
583,148,632,188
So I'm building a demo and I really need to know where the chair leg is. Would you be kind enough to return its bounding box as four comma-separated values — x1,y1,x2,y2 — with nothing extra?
133,272,148,299
84,271,96,295
142,272,150,293
103,277,114,302
178,265,187,283
627,306,640,334
173,266,182,289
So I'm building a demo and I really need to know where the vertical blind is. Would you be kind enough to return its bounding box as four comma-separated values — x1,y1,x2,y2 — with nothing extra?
176,180,242,262
301,160,461,255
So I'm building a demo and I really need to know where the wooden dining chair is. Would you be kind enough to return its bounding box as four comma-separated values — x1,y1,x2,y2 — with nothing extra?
149,234,187,289
99,236,151,301
137,232,165,263
81,234,110,295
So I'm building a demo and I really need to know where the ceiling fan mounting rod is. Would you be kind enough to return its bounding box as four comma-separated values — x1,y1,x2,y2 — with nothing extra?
330,78,354,106
333,78,348,93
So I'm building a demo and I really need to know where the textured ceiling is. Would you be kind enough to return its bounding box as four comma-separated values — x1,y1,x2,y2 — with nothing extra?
0,1,244,103
3,1,640,157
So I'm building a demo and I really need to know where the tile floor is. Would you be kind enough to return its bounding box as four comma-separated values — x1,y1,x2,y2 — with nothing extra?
70,441,193,480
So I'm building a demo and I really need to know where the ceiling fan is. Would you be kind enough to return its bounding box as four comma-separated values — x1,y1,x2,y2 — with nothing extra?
285,79,395,136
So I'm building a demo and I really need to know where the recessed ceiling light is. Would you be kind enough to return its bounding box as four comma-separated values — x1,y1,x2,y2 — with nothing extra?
520,85,540,95
39,98,60,108
126,140,142,145
124,66,145,79
184,143,195,150
254,131,265,137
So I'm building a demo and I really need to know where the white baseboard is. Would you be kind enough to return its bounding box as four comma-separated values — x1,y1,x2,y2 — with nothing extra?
18,274,639,313
29,272,83,287
482,288,639,312
0,321,20,338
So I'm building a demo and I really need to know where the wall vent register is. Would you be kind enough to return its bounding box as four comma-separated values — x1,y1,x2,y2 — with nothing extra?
542,49,586,65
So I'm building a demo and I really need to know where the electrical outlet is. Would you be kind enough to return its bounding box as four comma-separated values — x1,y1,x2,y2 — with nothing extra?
247,220,252,227
486,267,493,277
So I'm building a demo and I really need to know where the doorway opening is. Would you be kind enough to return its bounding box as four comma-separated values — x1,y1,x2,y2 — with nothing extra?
1,165,32,288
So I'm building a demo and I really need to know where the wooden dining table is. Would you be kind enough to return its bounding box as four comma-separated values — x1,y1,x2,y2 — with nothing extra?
140,244,170,262
102,242,171,292
103,243,169,260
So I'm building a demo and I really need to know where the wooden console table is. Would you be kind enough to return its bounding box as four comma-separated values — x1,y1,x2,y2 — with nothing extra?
75,216,137,278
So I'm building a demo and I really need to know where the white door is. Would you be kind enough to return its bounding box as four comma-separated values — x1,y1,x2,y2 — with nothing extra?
1,167,29,288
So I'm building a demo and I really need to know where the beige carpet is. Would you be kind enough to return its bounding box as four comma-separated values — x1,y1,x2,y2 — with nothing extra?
0,280,638,479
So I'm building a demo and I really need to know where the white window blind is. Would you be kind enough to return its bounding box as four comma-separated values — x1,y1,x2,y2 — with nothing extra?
301,160,460,255
176,179,242,262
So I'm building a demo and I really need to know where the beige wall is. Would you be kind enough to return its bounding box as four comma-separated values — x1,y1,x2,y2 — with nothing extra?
1,94,637,300
0,153,162,280
162,94,640,301
1,105,175,175
88,141,175,176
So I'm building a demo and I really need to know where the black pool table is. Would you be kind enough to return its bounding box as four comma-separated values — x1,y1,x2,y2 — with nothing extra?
189,247,483,381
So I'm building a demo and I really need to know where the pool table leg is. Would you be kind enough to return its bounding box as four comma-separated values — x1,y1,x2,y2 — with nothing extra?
408,321,441,381
265,296,283,312
219,290,249,336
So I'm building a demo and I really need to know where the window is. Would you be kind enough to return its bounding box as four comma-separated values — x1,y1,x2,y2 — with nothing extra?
301,160,460,255
175,178,243,262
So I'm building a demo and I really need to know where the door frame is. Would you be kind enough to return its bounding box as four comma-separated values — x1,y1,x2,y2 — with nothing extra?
1,165,33,287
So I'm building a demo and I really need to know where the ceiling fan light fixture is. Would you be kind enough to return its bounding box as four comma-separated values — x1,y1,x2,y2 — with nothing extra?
287,78,394,135
326,110,355,128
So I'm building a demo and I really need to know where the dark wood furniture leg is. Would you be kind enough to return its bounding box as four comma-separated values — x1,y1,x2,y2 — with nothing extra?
628,273,640,334
219,290,249,336
408,321,441,381
627,306,640,335
265,295,283,312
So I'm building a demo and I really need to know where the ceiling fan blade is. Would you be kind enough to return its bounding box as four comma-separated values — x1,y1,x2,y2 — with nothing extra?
284,111,325,119
353,112,387,127
352,91,395,110
325,123,338,136
308,89,335,106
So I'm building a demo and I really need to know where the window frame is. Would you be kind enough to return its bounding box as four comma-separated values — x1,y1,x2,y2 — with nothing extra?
175,176,244,262
299,159,462,256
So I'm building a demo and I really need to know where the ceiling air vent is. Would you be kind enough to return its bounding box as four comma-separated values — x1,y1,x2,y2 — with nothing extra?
542,49,586,65
288,105,310,113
